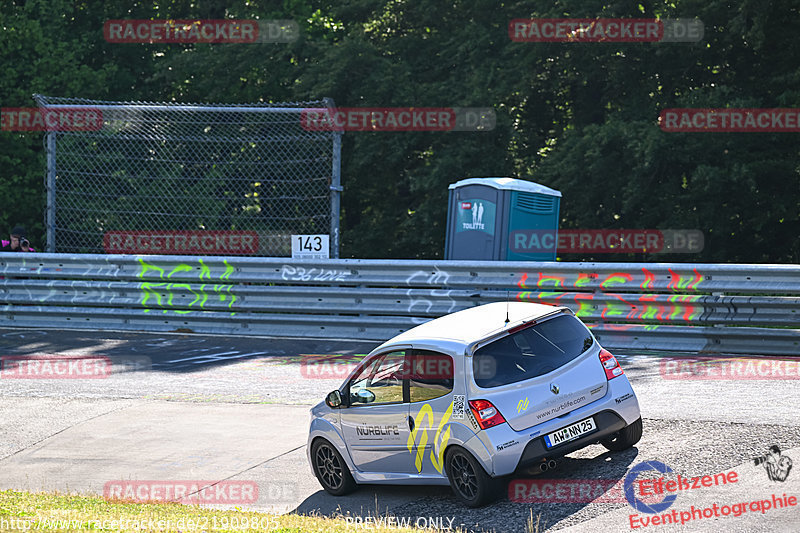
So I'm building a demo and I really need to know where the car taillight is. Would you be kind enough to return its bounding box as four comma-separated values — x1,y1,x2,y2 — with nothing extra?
468,399,506,430
599,348,624,380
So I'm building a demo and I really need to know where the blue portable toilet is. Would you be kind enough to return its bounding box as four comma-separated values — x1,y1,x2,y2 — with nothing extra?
444,177,561,260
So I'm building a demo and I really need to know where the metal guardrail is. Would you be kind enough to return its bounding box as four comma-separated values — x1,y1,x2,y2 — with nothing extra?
1,253,798,355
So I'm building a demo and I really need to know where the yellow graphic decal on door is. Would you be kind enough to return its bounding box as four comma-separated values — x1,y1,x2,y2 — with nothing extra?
430,403,453,473
407,402,453,474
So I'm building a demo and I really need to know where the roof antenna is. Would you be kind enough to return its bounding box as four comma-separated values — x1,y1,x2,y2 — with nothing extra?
505,289,510,325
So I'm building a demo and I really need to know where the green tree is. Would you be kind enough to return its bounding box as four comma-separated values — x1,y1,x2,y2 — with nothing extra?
2,0,797,261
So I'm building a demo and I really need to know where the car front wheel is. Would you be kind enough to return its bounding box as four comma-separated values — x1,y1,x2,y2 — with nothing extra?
311,439,357,496
601,417,643,452
445,447,498,507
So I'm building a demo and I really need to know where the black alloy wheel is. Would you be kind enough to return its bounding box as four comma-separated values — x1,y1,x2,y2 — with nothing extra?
445,447,498,507
311,439,357,496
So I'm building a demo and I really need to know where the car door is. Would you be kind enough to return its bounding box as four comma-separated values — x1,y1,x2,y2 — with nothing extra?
339,350,414,474
406,349,456,476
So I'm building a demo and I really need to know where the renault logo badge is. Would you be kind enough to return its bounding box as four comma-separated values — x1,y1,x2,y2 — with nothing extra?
550,383,560,395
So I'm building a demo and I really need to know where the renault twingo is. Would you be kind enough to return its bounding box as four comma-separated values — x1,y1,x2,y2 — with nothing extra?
307,302,642,506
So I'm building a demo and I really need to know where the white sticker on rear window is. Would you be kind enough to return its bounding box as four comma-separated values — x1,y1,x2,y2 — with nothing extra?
452,395,465,419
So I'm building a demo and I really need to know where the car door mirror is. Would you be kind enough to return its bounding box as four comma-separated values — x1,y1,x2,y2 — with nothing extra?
325,390,343,408
355,389,376,404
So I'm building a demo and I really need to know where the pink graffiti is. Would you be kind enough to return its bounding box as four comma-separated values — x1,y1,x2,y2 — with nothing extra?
668,268,704,292
513,267,706,324
641,268,655,290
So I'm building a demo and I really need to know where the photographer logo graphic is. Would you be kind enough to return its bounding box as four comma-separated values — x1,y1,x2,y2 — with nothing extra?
754,445,793,482
624,460,678,514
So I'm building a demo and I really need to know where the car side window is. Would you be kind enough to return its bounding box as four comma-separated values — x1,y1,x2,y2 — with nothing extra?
409,350,454,403
348,350,406,406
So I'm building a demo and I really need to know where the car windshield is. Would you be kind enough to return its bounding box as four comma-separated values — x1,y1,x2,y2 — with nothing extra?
472,314,594,388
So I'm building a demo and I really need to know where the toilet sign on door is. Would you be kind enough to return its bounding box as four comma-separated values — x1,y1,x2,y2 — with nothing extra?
456,199,496,235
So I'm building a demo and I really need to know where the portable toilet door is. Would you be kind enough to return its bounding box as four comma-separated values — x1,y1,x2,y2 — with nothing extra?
445,178,503,260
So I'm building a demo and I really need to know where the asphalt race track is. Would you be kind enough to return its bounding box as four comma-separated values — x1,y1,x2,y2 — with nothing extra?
1,328,798,532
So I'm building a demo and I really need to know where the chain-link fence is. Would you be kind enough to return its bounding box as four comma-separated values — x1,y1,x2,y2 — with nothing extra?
34,95,341,257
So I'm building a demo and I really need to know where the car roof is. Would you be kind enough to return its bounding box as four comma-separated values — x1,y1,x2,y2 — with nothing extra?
375,301,566,353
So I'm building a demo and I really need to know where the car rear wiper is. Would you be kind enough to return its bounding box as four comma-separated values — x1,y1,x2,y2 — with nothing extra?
530,328,565,354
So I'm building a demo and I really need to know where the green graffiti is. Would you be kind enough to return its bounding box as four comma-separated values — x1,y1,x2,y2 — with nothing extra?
221,260,234,280
140,281,166,308
641,305,659,321
198,259,211,280
602,301,628,319
198,284,209,308
668,294,703,321
168,264,193,277
138,259,165,278
137,259,237,315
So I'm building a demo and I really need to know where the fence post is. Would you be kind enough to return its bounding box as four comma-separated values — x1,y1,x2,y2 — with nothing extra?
331,133,342,259
326,97,342,259
45,131,56,252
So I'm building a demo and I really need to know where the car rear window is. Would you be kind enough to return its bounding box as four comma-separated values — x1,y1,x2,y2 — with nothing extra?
472,314,594,388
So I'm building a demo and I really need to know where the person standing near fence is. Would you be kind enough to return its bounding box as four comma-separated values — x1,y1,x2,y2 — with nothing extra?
1,226,34,252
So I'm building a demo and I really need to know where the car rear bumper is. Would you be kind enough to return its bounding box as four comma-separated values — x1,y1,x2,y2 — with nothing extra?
474,376,641,477
513,410,628,471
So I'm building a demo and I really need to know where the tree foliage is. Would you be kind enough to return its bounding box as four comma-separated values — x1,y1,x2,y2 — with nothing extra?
1,0,797,261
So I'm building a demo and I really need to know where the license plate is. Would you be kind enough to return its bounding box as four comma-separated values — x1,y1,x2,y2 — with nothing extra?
543,417,596,448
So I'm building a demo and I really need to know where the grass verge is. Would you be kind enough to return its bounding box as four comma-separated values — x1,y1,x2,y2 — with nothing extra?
0,489,451,532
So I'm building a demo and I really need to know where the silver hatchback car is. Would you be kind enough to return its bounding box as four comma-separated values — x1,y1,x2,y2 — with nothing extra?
307,302,642,506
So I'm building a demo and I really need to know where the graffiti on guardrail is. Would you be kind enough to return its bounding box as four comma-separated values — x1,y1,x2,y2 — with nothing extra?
280,265,350,282
516,267,705,323
406,267,456,324
517,267,704,292
137,258,238,315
